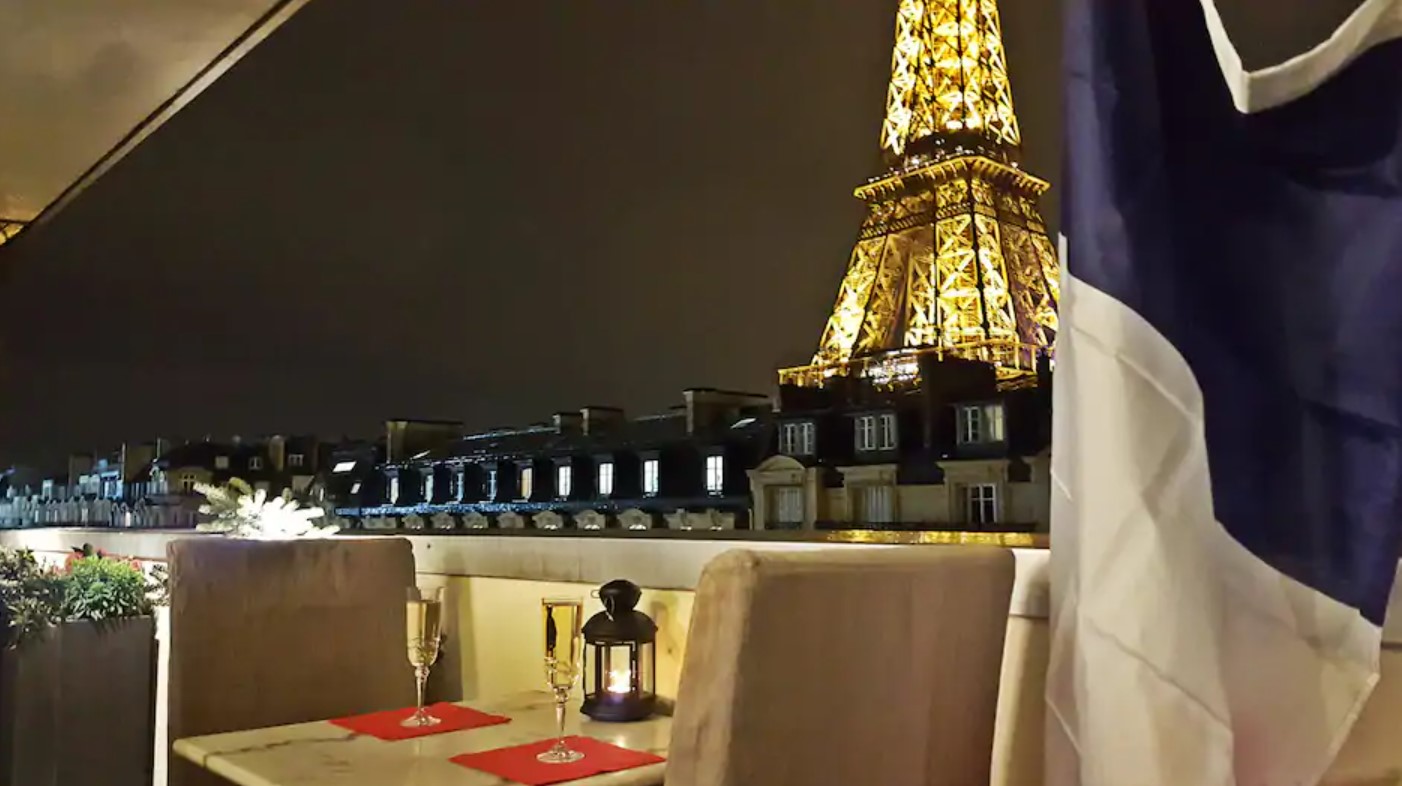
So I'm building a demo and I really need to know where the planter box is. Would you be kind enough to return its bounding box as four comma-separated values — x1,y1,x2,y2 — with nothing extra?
0,617,156,786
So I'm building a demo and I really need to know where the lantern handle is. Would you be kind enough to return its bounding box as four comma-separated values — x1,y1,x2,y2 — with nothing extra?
591,588,617,621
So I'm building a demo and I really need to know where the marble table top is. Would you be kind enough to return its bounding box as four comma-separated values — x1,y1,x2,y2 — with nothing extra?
173,692,671,786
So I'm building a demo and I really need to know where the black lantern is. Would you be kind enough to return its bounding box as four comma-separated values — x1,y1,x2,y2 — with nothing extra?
581,579,657,722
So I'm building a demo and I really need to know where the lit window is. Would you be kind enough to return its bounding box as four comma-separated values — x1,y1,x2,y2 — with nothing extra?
855,414,897,452
878,413,897,450
965,484,999,526
486,467,498,500
642,459,660,496
958,404,1006,444
249,456,264,471
519,466,534,500
452,469,464,500
597,462,614,497
779,422,816,455
423,473,435,502
855,416,876,451
215,456,230,470
557,465,572,498
858,485,894,524
389,476,400,504
771,486,804,524
705,455,725,495
288,453,305,468
350,481,362,494
333,461,356,473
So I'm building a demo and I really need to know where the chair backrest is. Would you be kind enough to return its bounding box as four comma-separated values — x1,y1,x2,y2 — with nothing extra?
666,546,1016,786
166,537,416,786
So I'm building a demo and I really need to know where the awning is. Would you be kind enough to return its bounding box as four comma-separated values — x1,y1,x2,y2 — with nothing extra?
0,0,314,246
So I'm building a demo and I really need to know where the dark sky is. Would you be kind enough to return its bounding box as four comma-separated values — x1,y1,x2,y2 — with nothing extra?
3,0,1058,467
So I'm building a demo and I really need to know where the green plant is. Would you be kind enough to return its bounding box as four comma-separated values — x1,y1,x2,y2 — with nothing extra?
1,545,165,648
65,543,168,607
62,556,154,622
0,549,65,648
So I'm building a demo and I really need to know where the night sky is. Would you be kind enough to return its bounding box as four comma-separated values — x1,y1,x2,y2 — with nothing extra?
0,0,1355,468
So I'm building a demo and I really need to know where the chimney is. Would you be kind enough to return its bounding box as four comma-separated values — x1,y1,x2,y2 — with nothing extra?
120,442,158,482
66,453,94,487
579,406,625,435
552,412,583,434
267,435,287,472
682,388,773,435
386,420,407,464
1036,350,1053,386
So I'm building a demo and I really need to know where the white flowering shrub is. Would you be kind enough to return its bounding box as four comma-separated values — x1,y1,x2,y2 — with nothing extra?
195,478,338,540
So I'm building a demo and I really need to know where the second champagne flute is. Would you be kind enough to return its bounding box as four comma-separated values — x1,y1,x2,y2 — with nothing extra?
404,586,446,728
538,597,585,764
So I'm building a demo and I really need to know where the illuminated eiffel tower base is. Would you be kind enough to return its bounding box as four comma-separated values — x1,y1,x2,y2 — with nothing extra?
0,218,26,248
780,0,1059,389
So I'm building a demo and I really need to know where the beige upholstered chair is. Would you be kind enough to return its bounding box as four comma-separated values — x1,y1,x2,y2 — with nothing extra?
166,537,416,786
667,547,1016,786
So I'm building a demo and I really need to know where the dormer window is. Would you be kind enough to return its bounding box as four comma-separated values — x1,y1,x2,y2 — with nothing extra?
958,403,1006,444
557,465,572,498
288,453,305,468
389,475,400,504
519,466,534,500
855,413,897,452
597,462,615,497
779,421,816,456
423,472,435,503
485,467,498,500
215,456,230,470
642,459,660,496
705,455,725,495
249,456,263,471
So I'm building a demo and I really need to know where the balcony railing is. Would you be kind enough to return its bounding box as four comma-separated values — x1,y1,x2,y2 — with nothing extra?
777,340,1042,390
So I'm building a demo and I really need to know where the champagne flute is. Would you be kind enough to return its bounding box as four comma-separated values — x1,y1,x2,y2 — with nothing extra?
404,586,446,728
538,597,585,764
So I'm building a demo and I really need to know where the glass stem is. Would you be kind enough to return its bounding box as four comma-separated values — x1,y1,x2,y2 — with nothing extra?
555,690,567,747
415,665,429,713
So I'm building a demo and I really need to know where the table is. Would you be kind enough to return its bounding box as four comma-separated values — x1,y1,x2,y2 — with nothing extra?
172,692,671,786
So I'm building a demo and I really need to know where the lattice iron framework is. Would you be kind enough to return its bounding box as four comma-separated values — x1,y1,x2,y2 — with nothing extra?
0,218,26,248
780,0,1058,389
881,0,1021,160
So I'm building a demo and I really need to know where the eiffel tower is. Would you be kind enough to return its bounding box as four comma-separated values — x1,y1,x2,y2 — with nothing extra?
0,218,26,248
780,0,1059,389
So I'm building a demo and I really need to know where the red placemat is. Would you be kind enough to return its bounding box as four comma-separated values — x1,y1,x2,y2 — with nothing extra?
450,735,665,785
330,703,510,741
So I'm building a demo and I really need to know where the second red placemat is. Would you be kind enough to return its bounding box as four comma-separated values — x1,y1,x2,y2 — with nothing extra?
450,735,665,785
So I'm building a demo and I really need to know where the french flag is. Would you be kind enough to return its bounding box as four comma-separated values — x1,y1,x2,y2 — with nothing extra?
1048,0,1402,784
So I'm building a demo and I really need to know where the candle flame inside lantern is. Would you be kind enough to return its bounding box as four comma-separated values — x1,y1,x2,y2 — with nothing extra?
606,669,631,694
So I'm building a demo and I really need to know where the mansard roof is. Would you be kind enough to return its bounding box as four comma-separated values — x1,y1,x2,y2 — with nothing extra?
154,440,268,470
410,410,774,466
